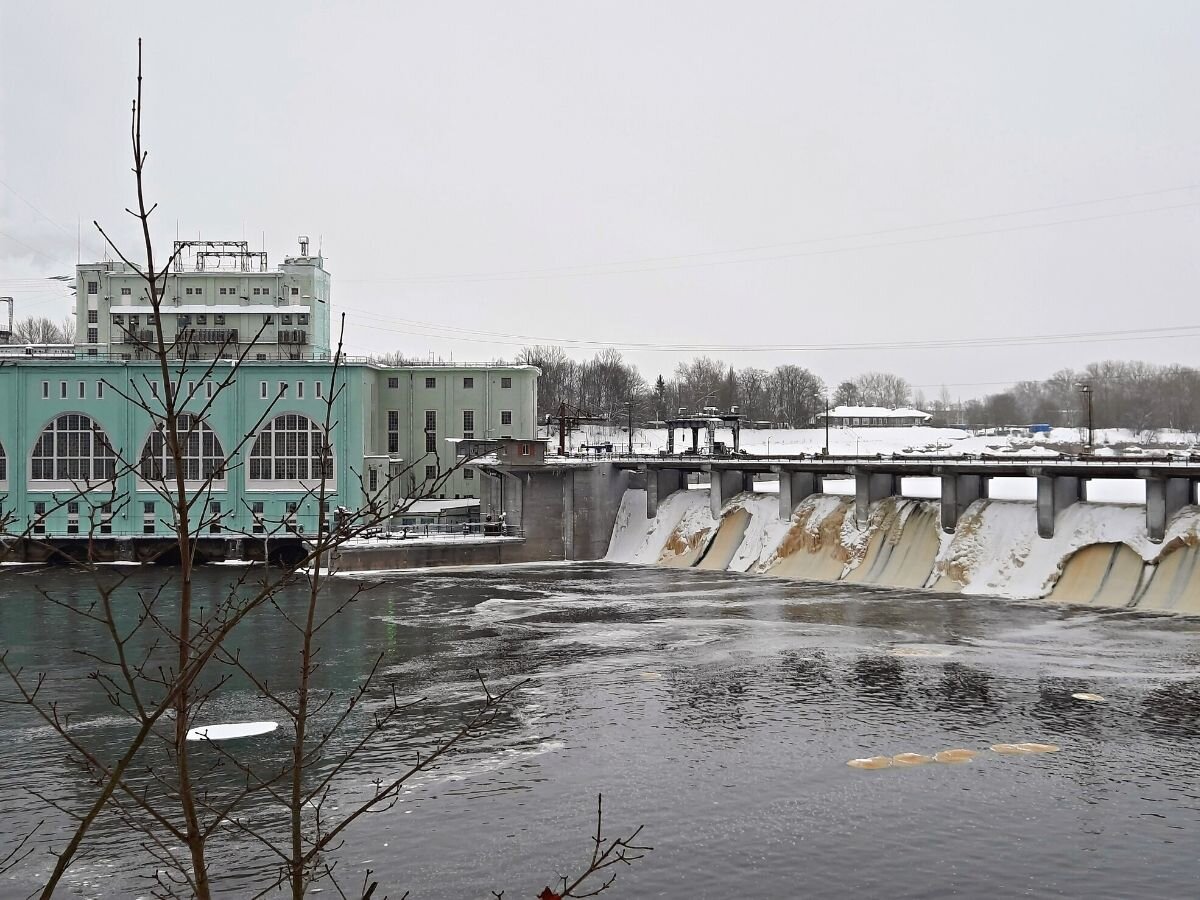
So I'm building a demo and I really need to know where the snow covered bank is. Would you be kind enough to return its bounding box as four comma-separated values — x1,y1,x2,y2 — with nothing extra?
605,487,1200,612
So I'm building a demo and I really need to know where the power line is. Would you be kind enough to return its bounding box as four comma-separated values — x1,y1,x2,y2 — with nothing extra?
340,184,1200,285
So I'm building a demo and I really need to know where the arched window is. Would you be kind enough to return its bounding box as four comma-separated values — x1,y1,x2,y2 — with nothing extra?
30,414,117,481
139,415,226,481
248,414,333,481
0,438,7,483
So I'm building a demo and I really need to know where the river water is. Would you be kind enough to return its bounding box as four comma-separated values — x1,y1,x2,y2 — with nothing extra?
2,563,1200,898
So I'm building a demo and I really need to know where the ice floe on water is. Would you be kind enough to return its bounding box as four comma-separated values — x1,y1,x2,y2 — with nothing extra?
186,721,278,741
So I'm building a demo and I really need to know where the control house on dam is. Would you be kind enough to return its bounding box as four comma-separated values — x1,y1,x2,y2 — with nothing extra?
0,241,538,560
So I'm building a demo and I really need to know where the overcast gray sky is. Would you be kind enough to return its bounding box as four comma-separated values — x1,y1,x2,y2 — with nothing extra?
2,1,1198,398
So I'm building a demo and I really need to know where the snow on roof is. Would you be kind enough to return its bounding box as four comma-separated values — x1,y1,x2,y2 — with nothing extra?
401,498,481,514
824,406,931,419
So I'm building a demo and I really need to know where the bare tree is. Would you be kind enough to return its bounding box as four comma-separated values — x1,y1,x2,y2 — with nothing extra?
12,315,73,343
0,40,646,900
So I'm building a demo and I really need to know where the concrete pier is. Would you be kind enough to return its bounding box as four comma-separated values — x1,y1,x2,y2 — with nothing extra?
707,467,747,517
1144,475,1194,543
1036,474,1086,538
773,466,821,521
644,466,686,518
940,473,989,533
854,470,898,526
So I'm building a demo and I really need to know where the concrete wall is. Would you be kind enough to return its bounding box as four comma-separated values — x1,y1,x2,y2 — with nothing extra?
332,538,534,572
479,462,630,562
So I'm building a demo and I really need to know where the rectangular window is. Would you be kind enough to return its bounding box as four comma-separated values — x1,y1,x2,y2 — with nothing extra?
387,410,399,453
87,281,98,294
143,501,155,535
78,382,85,399
279,381,288,396
214,314,225,325
501,410,512,426
315,381,323,399
208,501,221,534
281,314,293,326
253,287,260,296
194,286,202,295
219,287,227,296
87,328,97,343
387,376,399,389
289,286,298,296
120,286,131,295
426,432,437,453
298,313,309,325
369,469,378,492
185,287,193,295
33,501,46,535
150,381,159,398
297,381,304,399
260,381,268,399
59,381,67,399
256,354,267,361
87,309,97,323
41,381,48,399
501,377,512,389
425,377,436,388
464,468,474,480
425,410,436,431
97,381,104,399
263,314,273,325
206,381,214,399
128,315,138,326
196,314,207,325
463,410,475,434
519,443,532,456
112,314,123,325
425,464,437,480
463,376,474,389
252,500,265,534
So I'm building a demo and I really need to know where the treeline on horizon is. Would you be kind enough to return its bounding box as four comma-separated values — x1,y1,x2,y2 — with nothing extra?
504,347,1200,434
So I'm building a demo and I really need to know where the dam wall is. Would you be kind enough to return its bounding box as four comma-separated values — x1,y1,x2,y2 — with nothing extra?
605,488,1200,613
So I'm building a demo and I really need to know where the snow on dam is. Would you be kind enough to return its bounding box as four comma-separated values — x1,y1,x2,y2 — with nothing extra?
604,487,1200,613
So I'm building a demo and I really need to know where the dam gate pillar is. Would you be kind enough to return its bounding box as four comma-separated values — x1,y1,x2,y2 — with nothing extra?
940,474,989,533
707,468,747,518
773,467,822,521
644,466,685,519
853,470,898,527
1144,474,1194,543
1035,474,1085,539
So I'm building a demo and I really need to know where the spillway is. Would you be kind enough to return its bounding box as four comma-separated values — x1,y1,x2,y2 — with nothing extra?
604,485,1200,612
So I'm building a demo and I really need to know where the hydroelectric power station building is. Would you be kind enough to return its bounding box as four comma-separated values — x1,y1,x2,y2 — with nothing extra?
0,240,538,558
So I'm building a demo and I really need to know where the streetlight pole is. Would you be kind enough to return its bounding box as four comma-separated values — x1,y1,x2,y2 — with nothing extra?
823,396,830,456
1074,383,1093,451
626,400,634,454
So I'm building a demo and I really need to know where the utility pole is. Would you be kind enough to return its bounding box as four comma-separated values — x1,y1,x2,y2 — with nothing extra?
1074,383,1094,451
626,400,634,454
823,396,830,456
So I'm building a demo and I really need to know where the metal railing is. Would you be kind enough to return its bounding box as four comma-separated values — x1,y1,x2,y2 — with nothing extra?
358,522,524,540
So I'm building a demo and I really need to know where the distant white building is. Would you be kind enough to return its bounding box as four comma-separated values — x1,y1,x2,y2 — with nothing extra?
811,406,931,428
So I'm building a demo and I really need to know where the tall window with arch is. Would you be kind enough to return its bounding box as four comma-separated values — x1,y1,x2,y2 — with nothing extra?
139,415,226,482
30,414,117,481
248,414,334,482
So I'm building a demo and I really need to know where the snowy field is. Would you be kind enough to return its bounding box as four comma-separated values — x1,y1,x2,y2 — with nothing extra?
571,424,1198,458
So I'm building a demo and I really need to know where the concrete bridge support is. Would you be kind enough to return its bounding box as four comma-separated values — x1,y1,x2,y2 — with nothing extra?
940,474,989,533
1144,475,1194,543
854,471,898,526
708,468,747,518
1035,475,1085,539
644,467,685,519
773,466,822,521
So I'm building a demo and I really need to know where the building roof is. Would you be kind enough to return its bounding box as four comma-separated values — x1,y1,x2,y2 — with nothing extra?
401,498,480,514
823,406,931,419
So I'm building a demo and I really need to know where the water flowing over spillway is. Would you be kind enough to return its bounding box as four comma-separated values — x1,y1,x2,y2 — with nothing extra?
605,487,1200,611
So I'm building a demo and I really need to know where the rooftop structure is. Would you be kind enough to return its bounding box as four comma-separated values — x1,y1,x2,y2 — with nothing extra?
74,237,331,360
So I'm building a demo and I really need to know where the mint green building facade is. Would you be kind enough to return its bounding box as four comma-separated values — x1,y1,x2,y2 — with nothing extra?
0,357,537,542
